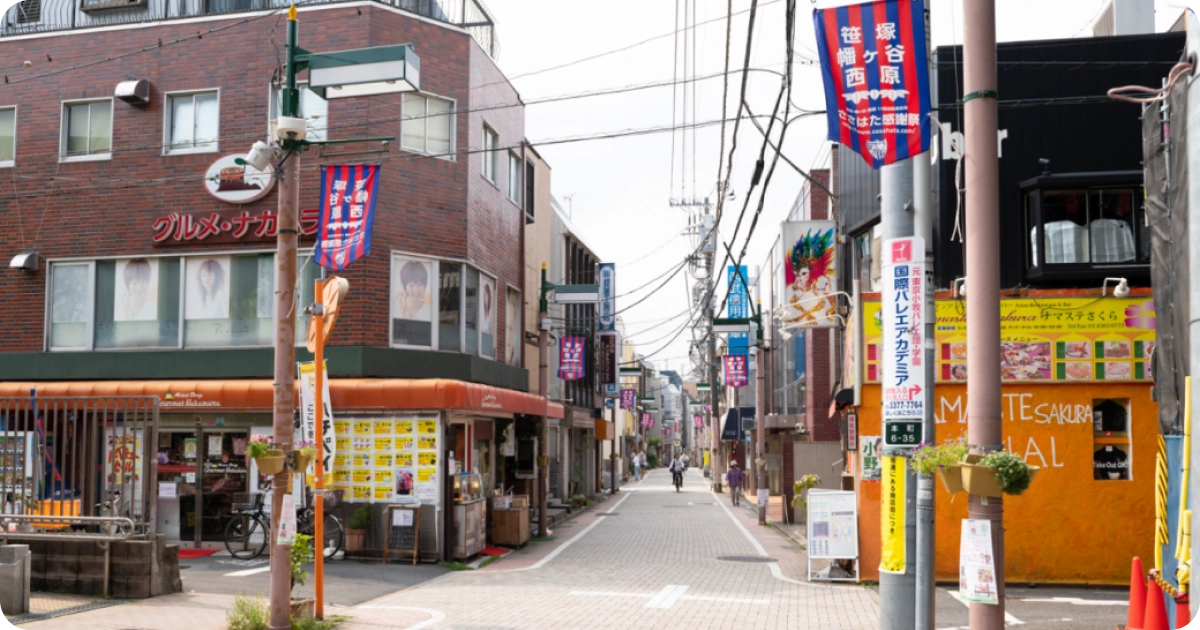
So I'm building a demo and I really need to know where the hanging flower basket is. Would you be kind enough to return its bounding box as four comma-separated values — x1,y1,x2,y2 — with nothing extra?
936,463,965,495
292,453,313,472
255,450,286,476
960,452,1039,498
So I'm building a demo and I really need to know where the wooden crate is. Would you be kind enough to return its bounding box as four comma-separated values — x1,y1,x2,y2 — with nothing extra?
492,506,530,547
510,495,529,508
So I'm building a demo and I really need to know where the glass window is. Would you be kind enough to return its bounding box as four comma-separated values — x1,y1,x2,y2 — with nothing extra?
480,274,496,359
465,267,479,354
401,93,453,157
62,100,112,159
95,257,181,348
392,255,435,348
49,263,91,349
507,152,522,205
506,287,521,366
482,125,498,183
15,0,39,23
1027,184,1148,269
270,84,328,142
1090,188,1139,263
0,107,15,164
439,263,462,351
1093,398,1131,481
183,254,274,347
167,92,218,153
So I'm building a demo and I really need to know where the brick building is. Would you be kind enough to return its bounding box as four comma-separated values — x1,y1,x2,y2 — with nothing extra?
0,0,541,561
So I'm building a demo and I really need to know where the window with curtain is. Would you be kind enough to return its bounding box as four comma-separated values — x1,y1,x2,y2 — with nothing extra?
95,258,181,348
167,92,218,153
401,93,453,157
61,100,112,160
1027,185,1147,270
50,263,91,349
0,107,15,164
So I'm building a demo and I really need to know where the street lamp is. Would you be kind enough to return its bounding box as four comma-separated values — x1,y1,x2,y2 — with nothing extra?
305,44,420,99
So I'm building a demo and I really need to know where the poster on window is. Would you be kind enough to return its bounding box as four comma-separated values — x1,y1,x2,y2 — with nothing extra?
104,428,145,515
185,256,231,320
332,415,437,505
480,275,496,357
392,256,433,347
782,221,838,328
114,258,159,322
506,287,521,366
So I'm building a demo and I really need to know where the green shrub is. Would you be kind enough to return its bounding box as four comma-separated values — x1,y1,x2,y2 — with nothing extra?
347,504,375,530
291,534,314,590
645,452,659,468
910,436,968,476
979,450,1034,495
226,593,269,630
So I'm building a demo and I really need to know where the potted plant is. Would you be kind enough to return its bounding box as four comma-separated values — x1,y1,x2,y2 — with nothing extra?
961,450,1038,498
289,533,315,621
569,493,588,510
345,503,375,553
293,440,316,473
246,434,284,475
791,474,822,514
910,437,969,494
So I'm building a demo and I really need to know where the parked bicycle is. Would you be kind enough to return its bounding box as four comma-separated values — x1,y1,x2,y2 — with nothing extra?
224,486,344,560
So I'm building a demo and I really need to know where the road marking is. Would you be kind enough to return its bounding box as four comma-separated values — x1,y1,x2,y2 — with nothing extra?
223,566,272,577
679,595,769,605
1020,597,1126,607
355,605,446,630
947,590,1025,625
712,489,822,588
644,584,689,609
569,588,768,608
497,489,633,572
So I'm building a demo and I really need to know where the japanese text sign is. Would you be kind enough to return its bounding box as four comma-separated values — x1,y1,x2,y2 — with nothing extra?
813,0,931,168
599,263,616,332
621,389,636,410
882,236,926,447
559,336,586,381
313,164,381,270
641,412,654,429
726,265,752,356
724,354,748,389
879,455,906,573
299,361,336,476
152,208,320,245
694,414,704,429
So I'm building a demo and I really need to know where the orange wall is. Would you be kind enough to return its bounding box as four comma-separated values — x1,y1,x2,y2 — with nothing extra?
857,382,1156,584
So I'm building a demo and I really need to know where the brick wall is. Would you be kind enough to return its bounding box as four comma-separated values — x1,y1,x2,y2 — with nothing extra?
800,169,838,442
0,5,524,359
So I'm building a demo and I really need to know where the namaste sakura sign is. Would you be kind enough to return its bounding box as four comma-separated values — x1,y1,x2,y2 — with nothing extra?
151,208,320,245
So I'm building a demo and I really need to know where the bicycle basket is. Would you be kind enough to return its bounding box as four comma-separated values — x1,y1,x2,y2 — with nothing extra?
232,492,261,511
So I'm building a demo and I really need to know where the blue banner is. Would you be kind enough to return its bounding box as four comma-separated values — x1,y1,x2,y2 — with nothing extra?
313,164,381,270
726,265,750,356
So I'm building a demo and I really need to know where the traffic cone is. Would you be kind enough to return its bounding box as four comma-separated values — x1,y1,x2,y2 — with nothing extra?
1130,558,1147,630
1175,592,1190,629
1145,576,1169,630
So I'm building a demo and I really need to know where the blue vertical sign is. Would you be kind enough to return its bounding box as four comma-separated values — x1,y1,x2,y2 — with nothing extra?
726,265,750,356
598,262,615,332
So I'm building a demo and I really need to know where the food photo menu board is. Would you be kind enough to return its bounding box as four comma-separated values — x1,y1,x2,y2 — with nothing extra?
863,297,1156,384
330,415,440,504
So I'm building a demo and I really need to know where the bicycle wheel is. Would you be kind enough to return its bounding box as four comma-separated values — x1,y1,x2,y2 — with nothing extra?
224,513,268,560
320,514,343,559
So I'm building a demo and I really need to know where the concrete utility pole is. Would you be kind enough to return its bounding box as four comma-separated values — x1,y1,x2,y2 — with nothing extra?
756,328,768,525
963,1,1004,629
538,264,551,538
879,159,916,630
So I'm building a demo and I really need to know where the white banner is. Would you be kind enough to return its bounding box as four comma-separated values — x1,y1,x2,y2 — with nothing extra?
299,361,336,476
959,519,999,604
881,236,926,447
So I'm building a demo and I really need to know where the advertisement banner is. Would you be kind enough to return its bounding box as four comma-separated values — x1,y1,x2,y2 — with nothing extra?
806,490,859,559
879,455,906,573
640,412,654,429
558,336,587,381
694,414,703,429
599,262,616,332
862,296,1158,384
726,265,752,355
621,389,636,410
599,333,618,386
313,164,381,270
860,436,881,481
782,222,839,328
959,519,999,604
882,236,926,448
298,361,336,476
724,355,749,388
812,0,932,168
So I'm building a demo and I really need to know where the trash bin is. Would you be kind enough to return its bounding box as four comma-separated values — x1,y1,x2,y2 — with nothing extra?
0,544,31,615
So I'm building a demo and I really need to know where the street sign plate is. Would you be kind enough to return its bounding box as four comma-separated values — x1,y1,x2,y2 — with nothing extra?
884,420,923,447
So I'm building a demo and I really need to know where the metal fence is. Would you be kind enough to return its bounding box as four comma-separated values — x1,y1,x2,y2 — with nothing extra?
0,396,160,533
1,0,499,59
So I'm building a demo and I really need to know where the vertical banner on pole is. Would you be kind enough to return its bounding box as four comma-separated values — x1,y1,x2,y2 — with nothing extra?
882,236,926,448
880,455,907,573
299,361,336,476
958,519,999,604
598,263,616,332
726,265,752,355
313,164,381,270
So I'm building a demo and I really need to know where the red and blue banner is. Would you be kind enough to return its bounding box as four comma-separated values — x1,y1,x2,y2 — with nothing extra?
813,0,931,169
313,164,381,270
724,354,748,389
559,336,586,381
621,389,636,410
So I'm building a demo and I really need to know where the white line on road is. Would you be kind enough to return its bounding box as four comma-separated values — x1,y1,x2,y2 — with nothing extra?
644,584,689,609
947,589,1025,625
679,595,770,605
497,489,633,572
354,605,446,630
1019,597,1126,606
712,488,822,588
223,566,272,577
568,588,769,607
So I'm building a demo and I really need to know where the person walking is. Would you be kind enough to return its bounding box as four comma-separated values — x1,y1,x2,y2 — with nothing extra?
632,449,642,481
726,461,744,506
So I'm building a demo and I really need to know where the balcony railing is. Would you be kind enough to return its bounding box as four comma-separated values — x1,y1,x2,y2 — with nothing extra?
1,0,499,59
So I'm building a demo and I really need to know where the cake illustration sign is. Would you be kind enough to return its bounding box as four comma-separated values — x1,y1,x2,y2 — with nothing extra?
203,154,275,203
782,221,839,328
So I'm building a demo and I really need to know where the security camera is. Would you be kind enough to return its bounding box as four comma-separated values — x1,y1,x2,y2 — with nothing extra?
240,140,280,171
22,60,31,68
274,117,307,142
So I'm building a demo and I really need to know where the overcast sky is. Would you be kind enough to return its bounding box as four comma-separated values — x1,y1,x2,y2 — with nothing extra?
484,0,1182,377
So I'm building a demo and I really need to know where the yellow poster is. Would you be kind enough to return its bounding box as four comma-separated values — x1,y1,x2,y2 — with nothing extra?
335,437,351,452
374,453,394,468
373,486,394,501
418,467,436,482
418,437,437,451
417,420,437,435
334,421,350,436
395,420,414,435
374,437,393,452
395,437,414,451
352,469,372,483
373,420,392,435
332,469,350,485
880,456,906,574
352,421,372,436
376,469,393,484
418,452,438,467
352,485,371,500
396,452,414,467
333,455,347,468
352,453,371,467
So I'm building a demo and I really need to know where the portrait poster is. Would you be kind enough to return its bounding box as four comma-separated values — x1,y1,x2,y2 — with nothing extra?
114,258,159,322
185,256,231,320
506,287,521,366
392,256,434,347
782,221,838,328
480,275,497,358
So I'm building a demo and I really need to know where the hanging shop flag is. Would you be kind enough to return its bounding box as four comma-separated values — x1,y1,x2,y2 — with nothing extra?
621,389,636,410
558,336,587,381
641,412,654,429
313,164,381,270
724,354,749,388
694,414,704,429
812,0,932,168
726,265,752,356
782,221,839,328
598,263,616,332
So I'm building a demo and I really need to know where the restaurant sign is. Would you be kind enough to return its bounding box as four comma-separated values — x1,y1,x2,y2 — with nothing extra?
152,208,320,245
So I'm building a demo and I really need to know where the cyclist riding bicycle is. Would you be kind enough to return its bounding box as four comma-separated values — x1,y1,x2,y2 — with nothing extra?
668,454,685,491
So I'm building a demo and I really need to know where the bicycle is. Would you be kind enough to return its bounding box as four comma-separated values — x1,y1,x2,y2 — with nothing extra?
224,488,344,560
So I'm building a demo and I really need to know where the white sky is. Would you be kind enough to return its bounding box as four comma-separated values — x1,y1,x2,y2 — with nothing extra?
484,0,1182,377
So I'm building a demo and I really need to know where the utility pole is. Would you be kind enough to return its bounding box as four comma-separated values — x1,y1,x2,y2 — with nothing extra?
538,263,551,538
269,9,302,629
879,158,916,630
756,308,767,526
963,1,1004,628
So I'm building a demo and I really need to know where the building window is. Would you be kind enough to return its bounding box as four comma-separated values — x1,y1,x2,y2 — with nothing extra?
465,267,479,354
401,93,453,157
482,124,498,184
95,257,181,348
1093,398,1131,480
61,100,112,161
14,0,39,23
392,254,436,348
507,152,522,205
1024,176,1148,280
506,287,522,366
525,158,535,224
0,107,15,166
49,262,93,349
165,91,218,154
439,262,462,352
270,84,328,142
480,273,496,359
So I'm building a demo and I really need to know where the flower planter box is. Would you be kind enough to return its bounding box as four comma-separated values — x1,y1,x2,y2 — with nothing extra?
292,453,313,473
344,528,366,553
254,450,286,476
290,597,315,621
960,456,1040,498
936,464,965,494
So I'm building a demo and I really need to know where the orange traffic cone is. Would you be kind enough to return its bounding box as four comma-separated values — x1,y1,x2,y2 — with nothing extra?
1130,558,1147,630
1145,576,1169,630
1175,592,1190,629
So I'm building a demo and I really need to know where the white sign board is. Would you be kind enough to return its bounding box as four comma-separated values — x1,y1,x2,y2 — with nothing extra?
881,236,926,448
158,482,178,499
959,519,999,604
806,490,858,560
392,509,414,527
299,361,336,476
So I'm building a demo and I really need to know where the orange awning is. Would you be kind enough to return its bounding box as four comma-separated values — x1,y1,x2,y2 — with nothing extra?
547,402,565,420
0,379,550,417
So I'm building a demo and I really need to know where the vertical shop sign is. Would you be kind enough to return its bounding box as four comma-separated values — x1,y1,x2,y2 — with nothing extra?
860,436,881,481
959,519,999,604
724,354,748,388
299,361,336,476
812,0,932,168
313,164,381,270
882,236,925,447
559,336,586,381
599,333,618,386
621,389,636,410
879,455,906,573
726,265,751,355
598,263,616,332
